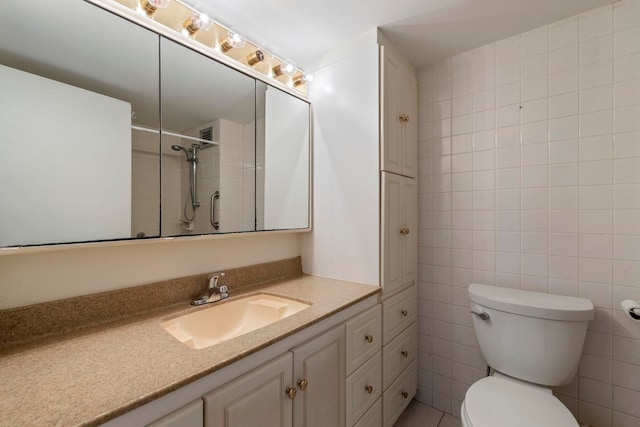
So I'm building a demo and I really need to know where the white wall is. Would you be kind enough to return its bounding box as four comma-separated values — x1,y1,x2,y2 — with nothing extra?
0,64,131,246
0,233,300,309
300,33,381,286
417,1,640,425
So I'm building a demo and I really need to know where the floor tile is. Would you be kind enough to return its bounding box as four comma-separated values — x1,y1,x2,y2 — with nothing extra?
394,399,445,427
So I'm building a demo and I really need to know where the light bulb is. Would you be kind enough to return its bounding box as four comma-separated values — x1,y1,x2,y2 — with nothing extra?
246,50,265,67
138,0,170,16
272,59,296,78
293,73,313,87
220,30,246,52
182,11,213,35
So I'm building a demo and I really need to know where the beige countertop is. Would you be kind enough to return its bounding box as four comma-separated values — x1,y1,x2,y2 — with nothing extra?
0,275,379,427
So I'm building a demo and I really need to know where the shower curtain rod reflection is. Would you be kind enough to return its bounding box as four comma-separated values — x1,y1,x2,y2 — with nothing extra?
131,125,219,145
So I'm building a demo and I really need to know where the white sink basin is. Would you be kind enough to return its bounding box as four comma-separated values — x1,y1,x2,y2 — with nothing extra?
161,294,311,349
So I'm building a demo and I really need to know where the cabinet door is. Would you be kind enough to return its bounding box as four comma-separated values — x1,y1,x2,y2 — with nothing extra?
381,45,402,176
381,172,402,295
292,325,346,427
147,399,203,427
203,353,293,427
400,69,417,178
400,177,416,288
381,172,416,296
381,44,418,179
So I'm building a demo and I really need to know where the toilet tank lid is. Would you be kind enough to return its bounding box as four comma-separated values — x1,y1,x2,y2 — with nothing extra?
469,283,594,321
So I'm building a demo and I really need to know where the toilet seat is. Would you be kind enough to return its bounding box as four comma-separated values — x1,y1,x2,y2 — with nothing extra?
461,376,578,427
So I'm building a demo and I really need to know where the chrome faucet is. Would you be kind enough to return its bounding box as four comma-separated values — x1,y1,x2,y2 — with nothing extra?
191,272,229,305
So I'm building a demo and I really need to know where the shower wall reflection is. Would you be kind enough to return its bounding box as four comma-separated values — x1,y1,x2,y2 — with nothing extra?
160,38,256,236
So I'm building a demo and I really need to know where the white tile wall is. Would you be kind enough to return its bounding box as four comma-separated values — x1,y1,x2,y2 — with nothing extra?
416,1,640,425
131,129,160,237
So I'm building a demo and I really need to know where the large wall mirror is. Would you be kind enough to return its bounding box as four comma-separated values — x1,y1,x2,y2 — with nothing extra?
0,0,310,248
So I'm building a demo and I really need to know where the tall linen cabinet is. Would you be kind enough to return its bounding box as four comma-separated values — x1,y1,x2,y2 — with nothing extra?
302,30,418,427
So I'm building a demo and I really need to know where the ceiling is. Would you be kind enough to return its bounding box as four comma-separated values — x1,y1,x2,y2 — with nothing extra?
195,0,614,70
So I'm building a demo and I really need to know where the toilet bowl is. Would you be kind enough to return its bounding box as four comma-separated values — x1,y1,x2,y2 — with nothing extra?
461,376,578,427
461,284,594,427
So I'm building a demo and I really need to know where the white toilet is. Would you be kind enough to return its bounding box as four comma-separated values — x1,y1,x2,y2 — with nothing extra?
461,283,594,427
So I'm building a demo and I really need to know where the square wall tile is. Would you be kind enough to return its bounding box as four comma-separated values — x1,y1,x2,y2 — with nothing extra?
580,6,613,41
614,0,640,32
495,36,520,66
580,84,613,113
580,34,613,66
496,231,521,252
580,60,614,89
521,27,548,58
615,52,640,83
549,18,579,50
615,27,640,58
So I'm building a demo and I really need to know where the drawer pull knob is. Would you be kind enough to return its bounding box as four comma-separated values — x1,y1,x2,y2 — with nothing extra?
286,387,297,399
401,350,408,358
400,227,411,235
401,309,408,317
365,385,373,394
365,334,373,343
401,391,408,399
297,379,308,390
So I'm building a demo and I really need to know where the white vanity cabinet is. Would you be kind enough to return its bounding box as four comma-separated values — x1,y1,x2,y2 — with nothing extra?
380,42,418,179
203,325,346,427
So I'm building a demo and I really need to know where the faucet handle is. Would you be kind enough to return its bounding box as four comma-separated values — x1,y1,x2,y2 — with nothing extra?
219,285,229,300
208,272,225,288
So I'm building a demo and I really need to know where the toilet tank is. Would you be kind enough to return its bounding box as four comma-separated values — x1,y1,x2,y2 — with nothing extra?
469,284,594,386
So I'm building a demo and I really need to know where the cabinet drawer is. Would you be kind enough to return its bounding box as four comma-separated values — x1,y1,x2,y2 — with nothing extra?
382,322,416,390
382,286,416,345
352,397,381,427
346,305,382,376
346,352,381,427
382,360,417,427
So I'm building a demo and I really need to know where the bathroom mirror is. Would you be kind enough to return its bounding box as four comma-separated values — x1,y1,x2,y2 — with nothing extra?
256,82,310,231
160,38,257,236
0,0,161,246
0,0,310,248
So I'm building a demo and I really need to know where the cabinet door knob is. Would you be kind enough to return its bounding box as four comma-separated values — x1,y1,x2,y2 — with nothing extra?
365,334,374,343
401,350,408,358
297,378,308,390
401,309,408,317
365,385,373,394
399,227,411,235
401,391,408,399
286,387,297,399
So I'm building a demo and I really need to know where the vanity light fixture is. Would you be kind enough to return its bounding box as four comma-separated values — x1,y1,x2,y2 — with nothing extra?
139,0,170,16
293,73,313,87
246,49,265,67
220,30,246,52
182,10,212,35
118,0,309,93
272,60,296,78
